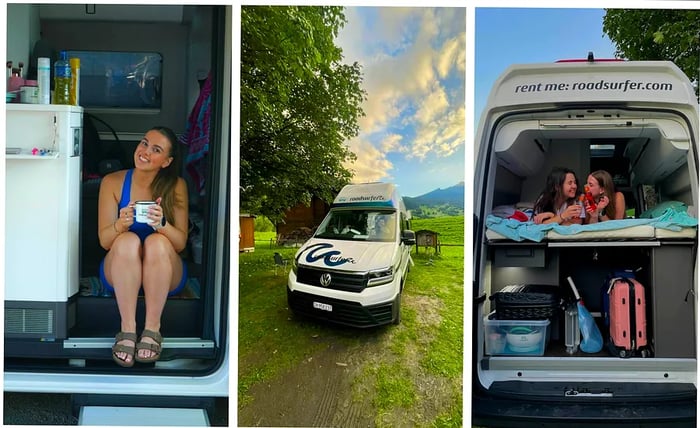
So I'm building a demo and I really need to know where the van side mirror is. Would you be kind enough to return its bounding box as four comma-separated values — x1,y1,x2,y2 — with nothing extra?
401,230,416,246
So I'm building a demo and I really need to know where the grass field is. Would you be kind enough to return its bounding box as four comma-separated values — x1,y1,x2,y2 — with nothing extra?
238,216,464,427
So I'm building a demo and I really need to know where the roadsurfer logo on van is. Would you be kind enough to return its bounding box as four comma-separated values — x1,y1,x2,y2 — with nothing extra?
514,79,673,94
303,243,356,267
337,195,386,203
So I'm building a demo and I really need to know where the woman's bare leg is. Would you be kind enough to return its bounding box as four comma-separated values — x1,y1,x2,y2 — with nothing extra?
139,233,183,359
104,232,143,363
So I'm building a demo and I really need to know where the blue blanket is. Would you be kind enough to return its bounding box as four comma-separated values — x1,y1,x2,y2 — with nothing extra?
486,209,698,242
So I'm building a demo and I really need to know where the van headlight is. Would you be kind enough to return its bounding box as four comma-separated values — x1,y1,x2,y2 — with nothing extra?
367,267,394,287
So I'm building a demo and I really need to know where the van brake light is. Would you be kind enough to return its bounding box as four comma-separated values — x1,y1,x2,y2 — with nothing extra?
556,51,624,63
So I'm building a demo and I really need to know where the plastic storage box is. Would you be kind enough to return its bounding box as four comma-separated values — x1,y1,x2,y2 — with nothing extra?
485,317,550,356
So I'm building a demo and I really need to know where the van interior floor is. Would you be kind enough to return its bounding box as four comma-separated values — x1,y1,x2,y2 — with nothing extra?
540,340,625,358
71,261,203,339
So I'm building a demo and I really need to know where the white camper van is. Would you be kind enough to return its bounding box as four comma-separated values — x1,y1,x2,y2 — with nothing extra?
5,4,231,424
287,182,416,327
472,57,699,425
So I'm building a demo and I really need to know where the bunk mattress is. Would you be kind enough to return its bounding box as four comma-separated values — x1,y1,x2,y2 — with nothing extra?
485,225,659,241
485,212,697,243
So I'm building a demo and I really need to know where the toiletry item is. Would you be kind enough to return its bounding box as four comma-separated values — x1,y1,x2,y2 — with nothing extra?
7,74,24,92
21,80,39,104
37,57,50,104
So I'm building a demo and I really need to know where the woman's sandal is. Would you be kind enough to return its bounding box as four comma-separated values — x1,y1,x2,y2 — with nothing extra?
135,329,163,363
112,331,137,368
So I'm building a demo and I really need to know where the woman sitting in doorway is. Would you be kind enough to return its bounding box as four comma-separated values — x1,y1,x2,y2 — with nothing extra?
97,126,189,367
583,170,626,223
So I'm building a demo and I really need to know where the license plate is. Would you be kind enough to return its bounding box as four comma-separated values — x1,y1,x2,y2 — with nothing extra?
313,301,333,312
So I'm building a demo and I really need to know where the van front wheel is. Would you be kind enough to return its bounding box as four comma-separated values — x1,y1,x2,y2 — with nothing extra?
392,293,402,325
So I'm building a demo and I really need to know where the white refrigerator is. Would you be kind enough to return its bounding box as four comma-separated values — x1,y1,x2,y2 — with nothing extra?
5,103,83,339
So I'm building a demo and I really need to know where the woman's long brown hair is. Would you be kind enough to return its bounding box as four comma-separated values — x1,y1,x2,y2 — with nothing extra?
534,167,579,214
148,126,183,225
590,170,617,219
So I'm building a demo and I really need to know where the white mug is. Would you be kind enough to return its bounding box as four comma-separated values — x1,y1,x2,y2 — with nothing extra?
134,201,156,223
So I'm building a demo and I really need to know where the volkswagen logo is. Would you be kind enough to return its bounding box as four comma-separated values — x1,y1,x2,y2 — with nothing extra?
320,273,332,287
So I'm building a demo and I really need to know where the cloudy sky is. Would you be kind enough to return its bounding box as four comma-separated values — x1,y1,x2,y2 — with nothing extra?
335,7,466,198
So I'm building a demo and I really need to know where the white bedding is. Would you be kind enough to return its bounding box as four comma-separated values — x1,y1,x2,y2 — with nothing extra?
654,227,697,239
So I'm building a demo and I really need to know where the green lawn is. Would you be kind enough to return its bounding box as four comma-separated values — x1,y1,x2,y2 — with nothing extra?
238,216,464,427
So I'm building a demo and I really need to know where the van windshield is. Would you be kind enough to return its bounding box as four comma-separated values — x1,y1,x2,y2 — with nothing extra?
314,209,397,242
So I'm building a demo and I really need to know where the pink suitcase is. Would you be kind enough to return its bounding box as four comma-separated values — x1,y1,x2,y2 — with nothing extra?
607,277,650,358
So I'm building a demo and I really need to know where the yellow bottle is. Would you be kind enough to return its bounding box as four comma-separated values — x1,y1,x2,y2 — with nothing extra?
69,57,80,106
53,51,70,105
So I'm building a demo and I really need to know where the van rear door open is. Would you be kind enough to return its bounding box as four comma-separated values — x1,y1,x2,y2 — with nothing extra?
473,59,698,425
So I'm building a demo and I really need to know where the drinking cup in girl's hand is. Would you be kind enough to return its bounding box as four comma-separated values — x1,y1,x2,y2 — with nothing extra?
134,201,156,223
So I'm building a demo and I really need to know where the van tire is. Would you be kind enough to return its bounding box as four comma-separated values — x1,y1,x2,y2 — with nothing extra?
392,293,402,325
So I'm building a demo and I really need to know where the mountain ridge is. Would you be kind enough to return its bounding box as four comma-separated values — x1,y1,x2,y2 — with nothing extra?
403,182,464,217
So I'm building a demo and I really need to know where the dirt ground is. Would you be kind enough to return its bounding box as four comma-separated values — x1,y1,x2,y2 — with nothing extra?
238,293,458,427
238,340,374,427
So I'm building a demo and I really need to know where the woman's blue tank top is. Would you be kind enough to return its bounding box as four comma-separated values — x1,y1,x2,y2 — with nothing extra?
120,169,155,241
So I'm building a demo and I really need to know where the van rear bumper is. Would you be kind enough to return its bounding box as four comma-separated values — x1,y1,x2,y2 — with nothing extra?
472,393,697,427
287,289,397,328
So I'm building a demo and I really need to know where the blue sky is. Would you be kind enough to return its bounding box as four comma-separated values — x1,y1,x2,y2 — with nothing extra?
336,7,466,198
475,8,618,127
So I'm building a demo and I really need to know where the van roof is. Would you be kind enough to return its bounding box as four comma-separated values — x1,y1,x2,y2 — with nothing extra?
485,60,698,110
332,182,404,211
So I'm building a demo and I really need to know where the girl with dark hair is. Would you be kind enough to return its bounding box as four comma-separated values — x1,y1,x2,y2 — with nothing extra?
584,170,626,223
533,167,584,225
98,126,189,367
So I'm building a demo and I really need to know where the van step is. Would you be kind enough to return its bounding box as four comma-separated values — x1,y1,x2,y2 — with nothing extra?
64,337,214,351
73,296,202,337
73,394,214,426
4,337,216,362
78,406,209,426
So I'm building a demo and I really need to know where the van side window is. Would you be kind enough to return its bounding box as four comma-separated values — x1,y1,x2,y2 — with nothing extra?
66,50,162,109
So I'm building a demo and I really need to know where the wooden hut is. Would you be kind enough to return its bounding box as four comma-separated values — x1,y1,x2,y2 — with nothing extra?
239,214,256,252
276,197,330,239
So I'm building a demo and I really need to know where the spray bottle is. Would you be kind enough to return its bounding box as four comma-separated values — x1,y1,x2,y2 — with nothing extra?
37,57,50,104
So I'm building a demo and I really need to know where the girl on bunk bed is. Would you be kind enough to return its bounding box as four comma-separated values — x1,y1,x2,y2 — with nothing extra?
583,169,626,223
533,167,585,225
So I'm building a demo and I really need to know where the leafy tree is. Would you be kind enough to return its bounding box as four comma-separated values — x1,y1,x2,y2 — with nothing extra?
241,6,365,221
602,9,699,95
253,216,275,232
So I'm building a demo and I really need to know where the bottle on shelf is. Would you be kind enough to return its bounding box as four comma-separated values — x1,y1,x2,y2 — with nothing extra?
69,57,80,106
53,50,71,105
37,57,50,104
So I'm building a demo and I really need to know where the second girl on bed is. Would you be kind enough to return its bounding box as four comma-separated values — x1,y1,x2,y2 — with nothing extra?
582,169,626,223
533,167,585,225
